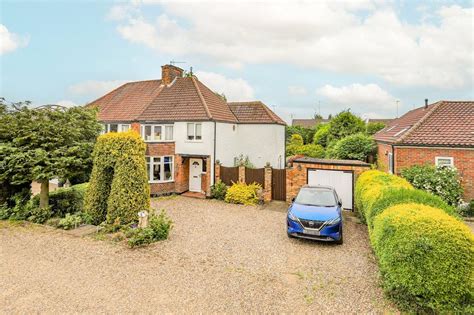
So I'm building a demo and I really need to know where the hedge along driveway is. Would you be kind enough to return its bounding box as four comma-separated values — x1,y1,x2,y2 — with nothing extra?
0,197,396,313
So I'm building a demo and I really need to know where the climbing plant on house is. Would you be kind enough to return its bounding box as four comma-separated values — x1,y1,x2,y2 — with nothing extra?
84,131,150,225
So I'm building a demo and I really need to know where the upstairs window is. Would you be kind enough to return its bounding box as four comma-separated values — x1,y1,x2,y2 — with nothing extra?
103,123,130,133
435,157,454,168
187,123,202,141
141,124,173,142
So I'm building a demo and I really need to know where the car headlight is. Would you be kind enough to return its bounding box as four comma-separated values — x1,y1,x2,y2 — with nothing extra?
288,211,298,221
326,217,341,226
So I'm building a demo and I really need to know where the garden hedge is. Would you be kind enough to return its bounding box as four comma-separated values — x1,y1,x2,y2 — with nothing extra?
225,182,261,205
372,203,473,312
32,183,88,217
355,170,413,221
355,170,474,312
84,131,150,225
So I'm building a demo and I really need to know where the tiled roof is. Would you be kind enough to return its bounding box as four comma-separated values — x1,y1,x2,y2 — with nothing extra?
367,118,393,124
228,101,286,125
374,101,474,147
292,118,329,128
88,77,288,124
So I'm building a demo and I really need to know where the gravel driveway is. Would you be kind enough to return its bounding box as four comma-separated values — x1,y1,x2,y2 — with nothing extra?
1,196,394,313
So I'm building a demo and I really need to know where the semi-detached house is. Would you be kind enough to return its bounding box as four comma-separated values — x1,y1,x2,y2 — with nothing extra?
87,64,286,197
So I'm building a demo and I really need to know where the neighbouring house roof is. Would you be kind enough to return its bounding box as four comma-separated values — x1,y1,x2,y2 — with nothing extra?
228,101,286,125
366,118,393,124
292,118,329,128
374,101,474,147
87,76,285,125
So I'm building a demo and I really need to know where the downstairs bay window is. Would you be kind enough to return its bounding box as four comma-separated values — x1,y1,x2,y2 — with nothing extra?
146,156,174,183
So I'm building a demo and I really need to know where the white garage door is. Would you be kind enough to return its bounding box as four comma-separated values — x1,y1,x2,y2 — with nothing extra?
307,169,353,210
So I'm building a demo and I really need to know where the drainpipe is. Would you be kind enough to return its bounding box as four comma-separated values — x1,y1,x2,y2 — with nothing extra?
391,144,395,174
212,121,217,186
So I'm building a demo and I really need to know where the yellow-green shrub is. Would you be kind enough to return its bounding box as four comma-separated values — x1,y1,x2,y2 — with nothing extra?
372,203,474,312
225,182,261,205
84,131,150,224
355,170,413,221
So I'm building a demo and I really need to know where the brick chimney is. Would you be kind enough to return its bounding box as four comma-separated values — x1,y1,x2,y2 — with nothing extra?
161,64,184,85
425,98,428,109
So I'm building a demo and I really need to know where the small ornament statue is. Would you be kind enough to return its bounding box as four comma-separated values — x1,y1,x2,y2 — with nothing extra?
138,210,149,228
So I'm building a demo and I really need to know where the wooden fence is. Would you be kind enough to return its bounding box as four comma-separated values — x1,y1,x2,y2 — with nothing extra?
272,168,286,201
220,166,239,186
245,168,265,188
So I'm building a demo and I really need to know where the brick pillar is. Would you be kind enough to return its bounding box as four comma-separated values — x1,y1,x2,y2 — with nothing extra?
205,158,211,197
215,162,221,183
131,122,140,133
263,166,272,203
238,166,245,183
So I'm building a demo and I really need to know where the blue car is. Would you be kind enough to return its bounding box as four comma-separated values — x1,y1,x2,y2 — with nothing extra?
287,185,343,244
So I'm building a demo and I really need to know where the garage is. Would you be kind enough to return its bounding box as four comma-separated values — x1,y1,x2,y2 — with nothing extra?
286,157,371,211
308,169,353,210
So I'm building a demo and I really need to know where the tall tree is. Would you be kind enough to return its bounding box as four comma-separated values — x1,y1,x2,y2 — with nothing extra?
0,100,101,209
327,110,365,143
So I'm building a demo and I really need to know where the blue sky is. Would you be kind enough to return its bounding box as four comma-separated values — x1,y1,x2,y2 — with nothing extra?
1,0,473,123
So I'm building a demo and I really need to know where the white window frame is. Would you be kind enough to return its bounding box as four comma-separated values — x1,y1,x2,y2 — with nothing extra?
186,123,202,141
141,124,174,142
435,156,454,168
146,155,174,183
102,123,131,134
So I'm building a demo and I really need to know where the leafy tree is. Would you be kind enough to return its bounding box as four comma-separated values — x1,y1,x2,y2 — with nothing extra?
327,133,376,161
327,110,365,143
366,122,386,135
313,113,323,120
289,133,304,146
313,123,330,147
286,125,315,144
0,100,101,210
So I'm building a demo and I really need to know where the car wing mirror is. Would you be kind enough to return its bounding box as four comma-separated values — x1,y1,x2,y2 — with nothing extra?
338,201,343,207
291,197,295,203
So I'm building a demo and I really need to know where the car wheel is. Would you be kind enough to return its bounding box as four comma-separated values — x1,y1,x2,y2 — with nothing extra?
335,228,343,245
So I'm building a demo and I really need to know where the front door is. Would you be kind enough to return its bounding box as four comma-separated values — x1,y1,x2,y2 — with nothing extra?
189,158,202,192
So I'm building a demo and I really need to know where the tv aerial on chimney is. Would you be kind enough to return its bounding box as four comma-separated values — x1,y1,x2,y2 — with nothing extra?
170,60,186,66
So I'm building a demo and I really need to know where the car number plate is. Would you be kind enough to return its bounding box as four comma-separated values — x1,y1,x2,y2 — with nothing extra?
303,229,320,236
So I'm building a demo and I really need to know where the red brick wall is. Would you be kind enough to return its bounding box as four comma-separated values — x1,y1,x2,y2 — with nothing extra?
131,122,140,133
175,155,189,193
395,147,474,201
146,143,175,156
150,182,175,195
377,143,392,172
286,162,370,204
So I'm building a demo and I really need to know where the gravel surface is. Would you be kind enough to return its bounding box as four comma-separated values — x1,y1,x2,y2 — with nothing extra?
0,196,395,313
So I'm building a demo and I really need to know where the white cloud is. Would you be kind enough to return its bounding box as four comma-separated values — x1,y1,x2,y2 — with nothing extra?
0,24,29,55
288,86,307,96
68,80,128,98
109,1,474,89
317,83,396,112
55,100,78,107
195,71,254,101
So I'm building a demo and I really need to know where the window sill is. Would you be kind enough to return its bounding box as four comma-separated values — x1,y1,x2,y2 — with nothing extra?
184,140,203,143
149,180,174,184
144,140,175,143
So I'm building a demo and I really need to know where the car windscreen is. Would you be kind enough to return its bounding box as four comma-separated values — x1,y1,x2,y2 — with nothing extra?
294,188,337,207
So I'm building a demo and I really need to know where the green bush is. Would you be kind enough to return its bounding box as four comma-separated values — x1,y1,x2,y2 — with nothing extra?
372,203,473,312
289,133,304,146
328,133,376,161
32,183,89,217
401,165,463,206
211,180,227,200
327,110,365,143
28,205,52,224
366,188,457,230
126,210,172,248
313,124,330,147
458,200,474,217
84,131,150,225
285,125,315,144
366,122,385,135
225,182,261,205
58,213,83,230
286,143,325,158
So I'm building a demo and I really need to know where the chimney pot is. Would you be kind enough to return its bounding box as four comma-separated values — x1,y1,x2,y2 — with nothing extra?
425,98,428,109
161,64,184,85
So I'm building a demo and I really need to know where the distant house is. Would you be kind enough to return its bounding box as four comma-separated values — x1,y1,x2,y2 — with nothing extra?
87,64,286,197
365,118,393,125
292,118,329,128
375,100,474,200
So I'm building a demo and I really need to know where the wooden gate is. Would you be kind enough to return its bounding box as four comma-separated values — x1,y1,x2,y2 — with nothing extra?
220,166,239,186
245,168,265,188
272,168,286,201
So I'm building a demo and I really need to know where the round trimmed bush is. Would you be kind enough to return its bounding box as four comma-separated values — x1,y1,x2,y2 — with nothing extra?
372,203,474,312
366,188,458,230
328,133,376,162
225,182,261,205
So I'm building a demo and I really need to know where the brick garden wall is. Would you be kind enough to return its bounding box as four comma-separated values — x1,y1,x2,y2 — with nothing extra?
377,143,392,172
395,146,474,200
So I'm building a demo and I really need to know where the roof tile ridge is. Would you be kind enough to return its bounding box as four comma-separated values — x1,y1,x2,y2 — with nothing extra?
191,76,213,120
398,101,444,144
136,83,166,120
259,101,279,123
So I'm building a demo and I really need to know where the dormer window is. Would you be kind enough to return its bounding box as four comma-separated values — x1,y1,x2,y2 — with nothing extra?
187,123,202,141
